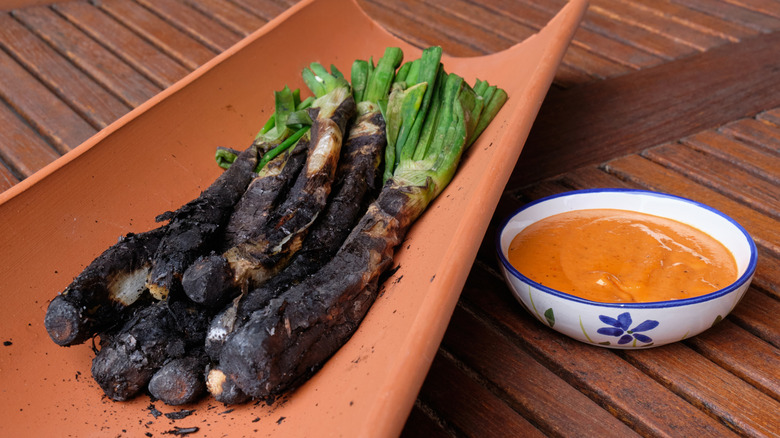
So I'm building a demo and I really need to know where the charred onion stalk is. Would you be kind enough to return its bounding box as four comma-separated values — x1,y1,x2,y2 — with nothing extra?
44,227,167,346
91,295,212,401
182,67,355,304
145,87,314,302
204,50,399,365
214,55,507,401
144,144,260,301
205,108,387,370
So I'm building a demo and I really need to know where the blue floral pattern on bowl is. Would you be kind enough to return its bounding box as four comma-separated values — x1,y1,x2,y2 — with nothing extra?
596,312,659,346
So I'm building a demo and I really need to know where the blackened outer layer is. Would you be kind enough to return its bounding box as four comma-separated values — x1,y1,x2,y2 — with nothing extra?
237,110,385,319
222,140,309,250
44,226,167,346
91,296,212,401
91,301,181,401
146,144,259,299
224,96,356,288
218,182,429,399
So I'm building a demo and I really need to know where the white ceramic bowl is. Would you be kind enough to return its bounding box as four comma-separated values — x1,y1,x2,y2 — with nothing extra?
496,189,757,349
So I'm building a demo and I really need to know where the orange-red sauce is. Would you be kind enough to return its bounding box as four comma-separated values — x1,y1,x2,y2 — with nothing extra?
507,209,738,303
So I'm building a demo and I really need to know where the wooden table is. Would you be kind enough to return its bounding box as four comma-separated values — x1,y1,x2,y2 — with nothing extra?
1,0,778,436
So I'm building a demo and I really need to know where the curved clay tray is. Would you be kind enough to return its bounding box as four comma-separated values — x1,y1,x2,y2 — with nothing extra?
0,0,586,436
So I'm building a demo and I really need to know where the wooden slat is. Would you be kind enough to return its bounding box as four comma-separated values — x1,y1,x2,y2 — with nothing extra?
757,107,780,126
510,29,780,187
577,3,698,59
227,0,287,21
590,0,731,51
686,320,780,402
603,154,780,253
630,0,760,42
354,0,490,57
497,0,665,71
729,289,780,348
642,143,780,218
184,0,266,36
681,130,780,183
621,342,780,437
0,162,19,192
135,0,242,53
671,0,780,32
424,0,633,80
400,405,453,438
12,5,161,108
719,118,780,153
358,0,594,88
369,0,523,55
441,305,640,437
53,1,190,89
724,0,780,19
0,14,130,130
415,351,546,438
459,265,739,438
97,0,218,70
0,42,95,153
0,99,60,177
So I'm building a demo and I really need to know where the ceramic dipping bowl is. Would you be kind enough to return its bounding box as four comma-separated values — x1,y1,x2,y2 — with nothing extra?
496,189,757,349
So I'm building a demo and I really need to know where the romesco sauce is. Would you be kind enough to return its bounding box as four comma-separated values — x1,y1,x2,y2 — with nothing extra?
507,209,738,303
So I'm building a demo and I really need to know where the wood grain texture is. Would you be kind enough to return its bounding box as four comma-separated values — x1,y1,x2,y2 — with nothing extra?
0,99,60,177
686,320,780,402
459,266,740,438
621,342,780,437
97,0,218,70
643,143,780,218
135,0,242,52
415,351,546,438
511,29,780,187
0,44,95,153
183,0,266,36
0,14,130,129
53,1,191,89
12,5,161,108
441,304,639,437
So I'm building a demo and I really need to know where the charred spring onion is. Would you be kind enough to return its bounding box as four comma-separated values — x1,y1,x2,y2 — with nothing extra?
44,46,507,407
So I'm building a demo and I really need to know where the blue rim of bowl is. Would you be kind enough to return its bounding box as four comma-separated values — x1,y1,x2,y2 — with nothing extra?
495,188,758,309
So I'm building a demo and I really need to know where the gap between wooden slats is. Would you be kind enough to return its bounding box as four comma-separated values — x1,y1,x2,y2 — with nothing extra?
720,117,780,153
0,39,95,153
620,343,780,437
589,0,732,51
687,319,780,403
642,144,780,218
458,264,739,437
0,98,60,177
401,403,454,438
489,0,666,71
227,0,287,22
727,0,780,20
96,0,219,71
358,0,594,88
53,1,191,89
439,303,639,437
12,5,161,108
413,346,546,437
135,0,243,52
183,0,266,36
0,13,130,130
671,0,780,32
423,0,634,81
681,130,780,184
